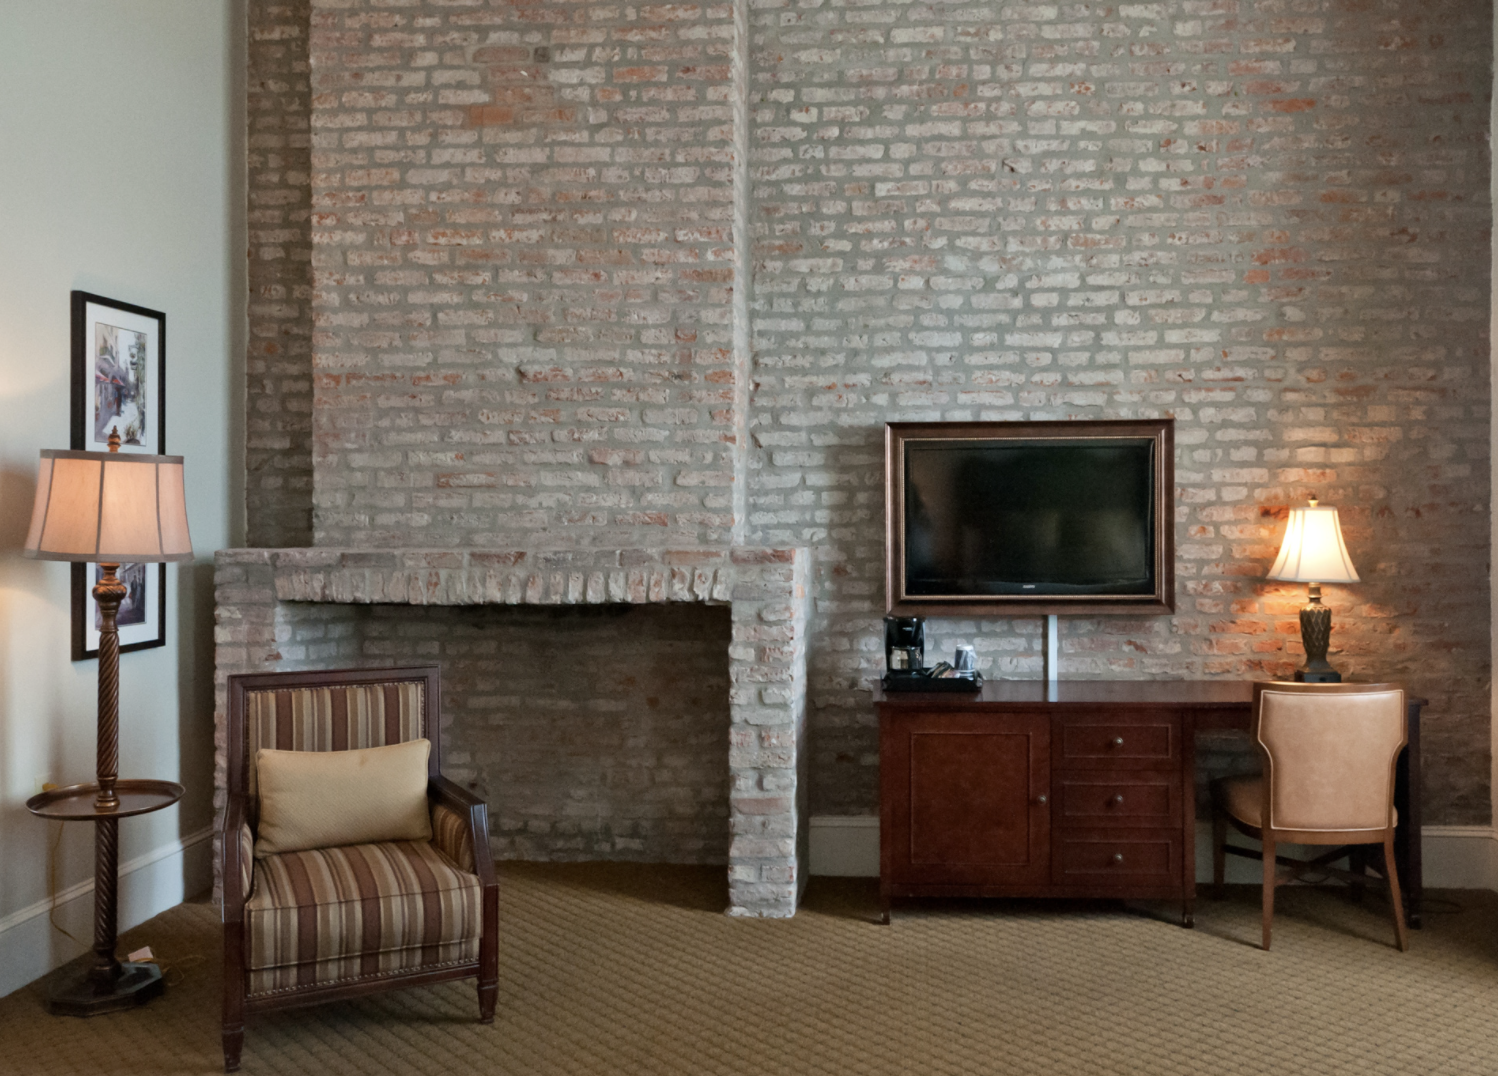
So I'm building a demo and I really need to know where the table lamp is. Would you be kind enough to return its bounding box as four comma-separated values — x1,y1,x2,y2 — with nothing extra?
22,430,193,1015
1267,495,1358,683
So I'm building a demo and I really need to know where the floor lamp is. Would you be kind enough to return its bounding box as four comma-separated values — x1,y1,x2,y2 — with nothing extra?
22,431,193,1015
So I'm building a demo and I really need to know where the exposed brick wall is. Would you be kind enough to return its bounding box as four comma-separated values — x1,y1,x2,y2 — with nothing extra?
746,0,1493,821
304,0,744,549
243,0,1494,828
260,601,734,862
247,0,316,547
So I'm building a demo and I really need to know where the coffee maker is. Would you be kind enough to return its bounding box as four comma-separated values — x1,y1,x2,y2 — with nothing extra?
884,616,926,674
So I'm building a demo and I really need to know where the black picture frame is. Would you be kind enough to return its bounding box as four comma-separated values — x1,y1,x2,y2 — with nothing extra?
70,291,168,660
71,563,167,661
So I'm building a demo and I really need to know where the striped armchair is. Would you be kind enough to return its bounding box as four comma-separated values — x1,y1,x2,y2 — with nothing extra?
221,667,497,1073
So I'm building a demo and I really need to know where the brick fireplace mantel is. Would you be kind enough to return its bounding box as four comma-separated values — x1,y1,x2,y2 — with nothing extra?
214,546,811,918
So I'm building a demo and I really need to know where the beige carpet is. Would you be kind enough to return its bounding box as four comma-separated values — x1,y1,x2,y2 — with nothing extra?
4,864,1498,1075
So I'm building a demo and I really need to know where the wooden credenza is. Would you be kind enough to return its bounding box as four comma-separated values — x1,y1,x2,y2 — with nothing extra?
876,679,1426,927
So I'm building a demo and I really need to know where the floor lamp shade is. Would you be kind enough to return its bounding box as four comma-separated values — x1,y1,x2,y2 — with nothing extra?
1268,500,1358,684
23,449,192,563
20,443,192,1016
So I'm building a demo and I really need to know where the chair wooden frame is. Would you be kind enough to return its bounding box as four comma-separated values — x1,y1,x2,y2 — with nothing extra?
221,666,499,1072
1211,680,1408,952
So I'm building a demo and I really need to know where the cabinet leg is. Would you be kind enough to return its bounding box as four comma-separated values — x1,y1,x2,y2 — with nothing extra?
1182,899,1194,929
880,889,892,926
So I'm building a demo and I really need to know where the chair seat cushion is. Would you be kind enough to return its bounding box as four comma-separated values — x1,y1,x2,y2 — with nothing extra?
1217,776,1266,829
245,840,481,975
1215,775,1396,833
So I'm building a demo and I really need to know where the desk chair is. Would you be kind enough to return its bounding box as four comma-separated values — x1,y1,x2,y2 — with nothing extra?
1211,680,1408,952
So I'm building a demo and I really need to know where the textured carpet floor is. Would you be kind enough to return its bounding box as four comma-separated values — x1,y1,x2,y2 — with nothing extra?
3,864,1498,1075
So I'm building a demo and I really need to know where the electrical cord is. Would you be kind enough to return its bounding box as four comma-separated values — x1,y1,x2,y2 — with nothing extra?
47,822,88,953
47,820,204,985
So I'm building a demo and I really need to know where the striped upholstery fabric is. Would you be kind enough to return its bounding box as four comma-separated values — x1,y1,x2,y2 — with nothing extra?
243,681,426,803
248,939,477,999
431,803,477,873
244,840,481,999
239,823,255,898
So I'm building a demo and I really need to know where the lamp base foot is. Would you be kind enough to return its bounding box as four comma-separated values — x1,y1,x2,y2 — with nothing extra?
1294,669,1342,684
46,961,164,1017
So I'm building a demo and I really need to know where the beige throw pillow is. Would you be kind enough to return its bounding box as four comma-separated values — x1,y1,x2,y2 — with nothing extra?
254,739,433,857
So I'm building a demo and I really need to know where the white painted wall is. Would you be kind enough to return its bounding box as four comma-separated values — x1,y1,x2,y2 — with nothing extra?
0,1,244,995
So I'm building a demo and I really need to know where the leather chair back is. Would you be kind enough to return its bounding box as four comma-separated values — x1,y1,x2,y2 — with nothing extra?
1254,681,1405,834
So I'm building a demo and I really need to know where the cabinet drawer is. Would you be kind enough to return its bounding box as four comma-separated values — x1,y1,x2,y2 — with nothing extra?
1053,829,1180,882
1055,714,1178,769
1053,775,1179,827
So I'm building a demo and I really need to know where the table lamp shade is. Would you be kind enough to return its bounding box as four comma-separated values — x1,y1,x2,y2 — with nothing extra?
23,449,192,563
1267,504,1358,584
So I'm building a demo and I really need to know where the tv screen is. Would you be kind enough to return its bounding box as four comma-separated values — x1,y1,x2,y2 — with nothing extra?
903,439,1157,598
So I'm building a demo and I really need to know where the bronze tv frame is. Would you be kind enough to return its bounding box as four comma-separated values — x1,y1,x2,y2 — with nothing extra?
885,419,1175,616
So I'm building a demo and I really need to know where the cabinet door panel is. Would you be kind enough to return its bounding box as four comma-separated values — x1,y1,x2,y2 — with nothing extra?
886,712,1050,886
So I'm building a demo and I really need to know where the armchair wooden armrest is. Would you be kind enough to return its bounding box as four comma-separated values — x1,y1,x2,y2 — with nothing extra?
427,775,499,1022
221,793,250,924
428,776,496,886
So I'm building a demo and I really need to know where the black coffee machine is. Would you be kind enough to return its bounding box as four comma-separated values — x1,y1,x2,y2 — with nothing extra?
884,616,926,674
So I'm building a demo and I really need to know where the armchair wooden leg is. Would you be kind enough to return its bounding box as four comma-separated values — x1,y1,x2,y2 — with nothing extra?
223,1025,244,1074
1211,810,1226,899
223,934,246,1073
1260,835,1276,952
478,979,497,1024
1382,832,1409,952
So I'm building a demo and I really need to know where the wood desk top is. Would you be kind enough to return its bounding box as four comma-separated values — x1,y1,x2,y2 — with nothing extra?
872,679,1254,709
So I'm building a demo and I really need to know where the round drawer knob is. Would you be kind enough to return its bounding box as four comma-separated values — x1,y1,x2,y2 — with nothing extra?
1111,736,1125,747
1037,794,1048,805
1112,794,1125,805
1112,852,1124,863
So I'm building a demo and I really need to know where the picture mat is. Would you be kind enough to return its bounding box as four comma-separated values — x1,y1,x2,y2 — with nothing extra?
80,299,161,454
75,562,164,658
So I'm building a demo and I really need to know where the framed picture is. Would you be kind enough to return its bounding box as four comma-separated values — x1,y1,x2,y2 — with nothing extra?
70,291,168,659
72,562,167,660
71,291,165,454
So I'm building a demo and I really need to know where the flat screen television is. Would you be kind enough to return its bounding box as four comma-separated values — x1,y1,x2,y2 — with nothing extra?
885,420,1175,615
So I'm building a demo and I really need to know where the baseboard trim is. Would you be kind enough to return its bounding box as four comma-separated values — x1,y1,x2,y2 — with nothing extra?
0,826,214,999
808,815,1498,891
807,815,880,877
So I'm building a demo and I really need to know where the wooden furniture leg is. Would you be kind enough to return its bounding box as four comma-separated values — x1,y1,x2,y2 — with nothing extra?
1395,703,1423,928
1260,834,1276,951
1383,832,1409,952
478,878,499,1023
223,1026,244,1074
222,919,246,1072
1211,810,1226,899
